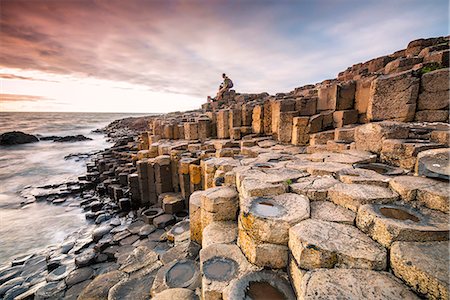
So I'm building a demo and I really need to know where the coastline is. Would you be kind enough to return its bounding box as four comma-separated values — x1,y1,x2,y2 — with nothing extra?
0,36,448,300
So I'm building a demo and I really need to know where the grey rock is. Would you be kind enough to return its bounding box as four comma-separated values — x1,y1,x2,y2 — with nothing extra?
65,267,94,287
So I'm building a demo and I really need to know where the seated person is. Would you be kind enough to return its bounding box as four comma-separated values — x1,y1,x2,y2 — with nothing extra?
216,73,233,101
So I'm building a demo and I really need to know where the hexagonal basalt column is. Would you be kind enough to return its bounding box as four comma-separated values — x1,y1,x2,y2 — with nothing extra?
356,204,449,248
200,186,239,230
290,176,339,200
237,227,288,269
391,241,449,300
389,175,449,213
336,168,392,187
202,221,238,248
189,191,205,244
310,201,355,225
298,269,419,300
199,244,257,300
239,193,310,245
328,183,399,212
223,270,296,300
289,219,387,270
151,259,201,296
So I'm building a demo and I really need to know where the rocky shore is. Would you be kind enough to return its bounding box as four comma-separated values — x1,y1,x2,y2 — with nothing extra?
0,36,449,300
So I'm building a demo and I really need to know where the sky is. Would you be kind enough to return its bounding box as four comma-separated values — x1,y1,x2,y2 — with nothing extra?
0,0,448,113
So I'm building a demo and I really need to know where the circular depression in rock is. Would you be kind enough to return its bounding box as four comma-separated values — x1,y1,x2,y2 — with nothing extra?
143,209,160,216
165,260,197,288
354,163,403,175
203,257,238,282
175,211,188,218
246,281,286,300
251,198,285,218
379,207,420,222
254,163,273,169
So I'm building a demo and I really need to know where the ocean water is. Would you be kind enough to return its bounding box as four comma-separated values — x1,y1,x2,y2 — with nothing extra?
0,112,146,265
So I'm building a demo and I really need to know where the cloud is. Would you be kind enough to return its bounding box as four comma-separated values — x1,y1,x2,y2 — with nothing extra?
0,0,448,100
0,93,49,102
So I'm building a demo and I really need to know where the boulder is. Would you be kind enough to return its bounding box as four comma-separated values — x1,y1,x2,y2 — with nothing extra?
0,131,38,145
53,135,92,142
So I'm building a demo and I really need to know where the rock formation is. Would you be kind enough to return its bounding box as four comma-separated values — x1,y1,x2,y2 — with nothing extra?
1,36,449,300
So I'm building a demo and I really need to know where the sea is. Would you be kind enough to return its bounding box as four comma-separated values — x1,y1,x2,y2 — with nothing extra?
0,112,148,265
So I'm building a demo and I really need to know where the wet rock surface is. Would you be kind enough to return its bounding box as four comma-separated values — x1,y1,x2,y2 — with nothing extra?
0,131,38,145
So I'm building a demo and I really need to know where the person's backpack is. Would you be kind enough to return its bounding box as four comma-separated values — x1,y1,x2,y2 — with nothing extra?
227,78,233,88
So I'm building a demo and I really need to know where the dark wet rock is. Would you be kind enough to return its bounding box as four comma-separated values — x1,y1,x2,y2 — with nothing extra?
78,270,126,300
108,274,155,300
113,230,131,243
110,224,128,234
139,224,156,237
151,259,201,295
115,245,136,265
127,220,147,234
119,246,159,274
0,277,24,297
64,279,92,300
95,213,112,224
52,135,93,142
147,229,166,242
95,253,109,263
0,266,22,285
92,225,113,242
103,245,120,259
119,234,140,246
72,238,93,254
20,256,46,279
61,240,76,254
91,262,120,276
85,212,97,219
161,241,201,265
109,218,121,226
11,254,34,266
52,198,66,204
75,250,97,268
35,280,66,300
65,267,94,287
0,131,38,145
153,243,172,256
46,264,73,282
153,214,176,229
90,201,103,212
3,283,30,300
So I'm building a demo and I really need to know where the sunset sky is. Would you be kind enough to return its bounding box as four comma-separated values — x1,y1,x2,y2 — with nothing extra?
0,0,448,113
